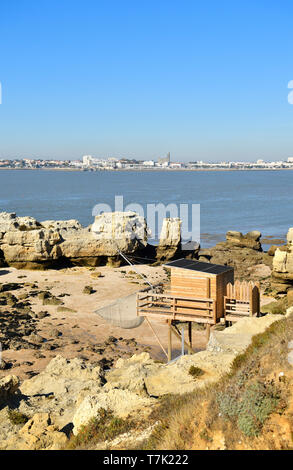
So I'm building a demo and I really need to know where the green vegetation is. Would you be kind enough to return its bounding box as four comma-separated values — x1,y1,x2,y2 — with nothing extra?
199,429,213,442
66,408,135,450
217,381,281,437
8,410,29,425
57,306,77,313
163,267,171,280
83,285,95,295
261,298,287,315
138,313,292,450
188,366,204,379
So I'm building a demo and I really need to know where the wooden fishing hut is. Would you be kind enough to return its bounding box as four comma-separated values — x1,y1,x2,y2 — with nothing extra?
137,258,234,361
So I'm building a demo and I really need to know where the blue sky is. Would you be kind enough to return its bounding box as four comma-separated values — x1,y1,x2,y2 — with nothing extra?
0,0,293,162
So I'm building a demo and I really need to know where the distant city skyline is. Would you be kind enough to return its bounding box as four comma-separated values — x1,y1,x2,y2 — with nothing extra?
2,155,293,171
1,1,293,161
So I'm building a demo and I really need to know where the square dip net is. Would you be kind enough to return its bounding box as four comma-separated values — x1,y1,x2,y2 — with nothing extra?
94,293,145,329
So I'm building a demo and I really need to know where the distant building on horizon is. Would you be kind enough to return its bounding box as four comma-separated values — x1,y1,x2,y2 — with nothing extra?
158,152,171,165
82,155,93,166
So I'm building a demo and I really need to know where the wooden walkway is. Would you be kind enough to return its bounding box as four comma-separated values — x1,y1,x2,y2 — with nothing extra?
137,284,217,325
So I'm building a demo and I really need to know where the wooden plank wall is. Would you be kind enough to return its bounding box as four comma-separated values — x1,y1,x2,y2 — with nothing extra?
212,270,233,319
170,267,234,321
170,272,212,297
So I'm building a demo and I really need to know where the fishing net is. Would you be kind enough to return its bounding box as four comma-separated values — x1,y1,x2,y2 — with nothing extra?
94,293,145,329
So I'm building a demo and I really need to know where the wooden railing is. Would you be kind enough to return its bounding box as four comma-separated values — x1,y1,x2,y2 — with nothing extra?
224,280,260,322
137,284,217,324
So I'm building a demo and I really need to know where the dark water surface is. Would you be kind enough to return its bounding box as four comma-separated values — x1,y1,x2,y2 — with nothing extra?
0,169,291,247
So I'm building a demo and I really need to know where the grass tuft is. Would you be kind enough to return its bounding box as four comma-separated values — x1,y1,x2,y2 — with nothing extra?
8,409,29,425
66,408,135,450
189,366,204,378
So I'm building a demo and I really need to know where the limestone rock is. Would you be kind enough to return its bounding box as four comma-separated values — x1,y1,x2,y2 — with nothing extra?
0,375,20,405
272,228,293,290
4,413,68,450
268,245,278,256
15,356,102,430
156,218,182,261
72,389,154,435
226,230,262,251
0,211,149,268
207,314,284,354
145,365,196,397
287,228,293,246
50,212,148,265
0,212,42,232
105,352,159,395
198,236,269,282
287,289,293,306
91,211,148,255
41,219,83,232
273,248,290,273
144,351,235,397
0,228,62,268
20,355,101,398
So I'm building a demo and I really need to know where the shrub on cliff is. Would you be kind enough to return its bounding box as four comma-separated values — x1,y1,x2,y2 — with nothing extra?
217,381,281,437
66,408,134,450
139,313,292,450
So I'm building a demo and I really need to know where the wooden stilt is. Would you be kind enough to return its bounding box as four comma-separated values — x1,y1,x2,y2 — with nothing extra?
206,323,211,341
168,320,172,362
188,322,192,351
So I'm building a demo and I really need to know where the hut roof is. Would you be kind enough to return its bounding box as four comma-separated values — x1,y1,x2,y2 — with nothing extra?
164,258,234,275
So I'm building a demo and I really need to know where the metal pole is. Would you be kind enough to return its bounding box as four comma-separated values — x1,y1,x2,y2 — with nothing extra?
181,326,185,356
168,320,172,362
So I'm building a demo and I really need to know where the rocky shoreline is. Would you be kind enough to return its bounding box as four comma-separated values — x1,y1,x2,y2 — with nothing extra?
1,211,293,449
1,212,293,377
0,211,197,269
0,311,290,450
0,210,287,288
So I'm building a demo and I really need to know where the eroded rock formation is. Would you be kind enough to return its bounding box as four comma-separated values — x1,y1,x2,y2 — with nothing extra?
198,230,271,282
0,212,197,268
0,310,290,449
272,228,293,292
0,211,149,269
226,230,262,251
0,375,20,406
156,217,182,261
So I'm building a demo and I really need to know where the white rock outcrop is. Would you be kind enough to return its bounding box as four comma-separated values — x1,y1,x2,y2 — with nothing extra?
18,355,102,428
0,212,42,232
144,351,235,397
20,355,101,398
0,211,149,268
2,413,68,450
0,375,20,405
91,211,148,255
156,218,182,261
104,352,159,394
207,314,284,355
72,389,154,435
272,228,293,286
